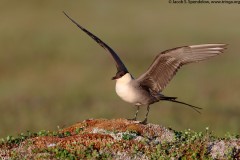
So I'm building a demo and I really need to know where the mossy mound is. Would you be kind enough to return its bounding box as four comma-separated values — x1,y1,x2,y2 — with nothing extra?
0,118,239,159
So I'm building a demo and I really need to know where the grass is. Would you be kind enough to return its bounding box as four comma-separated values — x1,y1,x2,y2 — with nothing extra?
0,1,240,138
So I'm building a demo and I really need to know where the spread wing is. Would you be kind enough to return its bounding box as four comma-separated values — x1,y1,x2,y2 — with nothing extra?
63,11,128,73
137,44,227,93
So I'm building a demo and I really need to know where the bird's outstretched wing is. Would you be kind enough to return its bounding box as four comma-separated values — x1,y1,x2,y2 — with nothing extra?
63,11,128,73
137,44,227,93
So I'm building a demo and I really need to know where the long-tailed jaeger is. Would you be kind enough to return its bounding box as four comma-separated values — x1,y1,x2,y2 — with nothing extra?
63,12,227,124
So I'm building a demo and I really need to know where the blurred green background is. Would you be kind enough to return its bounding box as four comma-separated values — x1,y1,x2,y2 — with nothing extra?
0,1,239,137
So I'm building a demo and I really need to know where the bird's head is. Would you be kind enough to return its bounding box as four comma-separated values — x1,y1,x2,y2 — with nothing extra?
111,70,128,80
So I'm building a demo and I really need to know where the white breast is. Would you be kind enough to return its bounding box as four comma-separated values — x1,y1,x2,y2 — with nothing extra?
115,73,138,104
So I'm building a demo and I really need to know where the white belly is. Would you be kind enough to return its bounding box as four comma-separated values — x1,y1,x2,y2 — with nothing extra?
114,73,139,104
115,82,138,104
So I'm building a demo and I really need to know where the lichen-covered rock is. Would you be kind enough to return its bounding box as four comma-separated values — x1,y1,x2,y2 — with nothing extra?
0,118,239,159
209,139,240,159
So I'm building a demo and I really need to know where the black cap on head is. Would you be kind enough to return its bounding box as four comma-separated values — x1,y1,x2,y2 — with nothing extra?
112,70,128,80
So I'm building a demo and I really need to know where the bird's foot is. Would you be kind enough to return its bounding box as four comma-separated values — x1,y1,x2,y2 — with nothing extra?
139,119,147,125
127,117,137,121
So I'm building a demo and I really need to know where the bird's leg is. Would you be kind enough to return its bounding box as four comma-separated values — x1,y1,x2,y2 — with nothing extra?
133,105,140,120
128,105,140,121
140,105,150,124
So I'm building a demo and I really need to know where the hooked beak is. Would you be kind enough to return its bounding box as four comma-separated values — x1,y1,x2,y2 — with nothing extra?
111,76,117,80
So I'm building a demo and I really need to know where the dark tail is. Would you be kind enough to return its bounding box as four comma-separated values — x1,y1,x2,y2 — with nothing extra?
159,95,202,114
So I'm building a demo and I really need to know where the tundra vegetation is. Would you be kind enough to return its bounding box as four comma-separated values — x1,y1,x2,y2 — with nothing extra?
0,119,239,159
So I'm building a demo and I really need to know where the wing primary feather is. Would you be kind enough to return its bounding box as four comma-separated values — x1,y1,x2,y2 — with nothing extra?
137,44,227,93
63,11,128,72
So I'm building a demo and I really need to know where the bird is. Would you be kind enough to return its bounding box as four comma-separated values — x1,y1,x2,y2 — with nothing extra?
63,12,227,124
